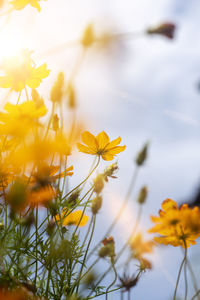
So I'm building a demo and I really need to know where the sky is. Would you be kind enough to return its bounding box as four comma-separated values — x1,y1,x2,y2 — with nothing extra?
0,0,200,299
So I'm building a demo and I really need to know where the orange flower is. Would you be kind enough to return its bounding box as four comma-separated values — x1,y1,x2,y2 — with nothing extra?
77,131,126,161
148,199,200,248
28,185,56,207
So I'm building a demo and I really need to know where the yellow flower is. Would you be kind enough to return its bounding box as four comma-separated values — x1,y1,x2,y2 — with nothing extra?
129,233,154,259
55,209,89,227
10,0,45,11
0,101,47,137
0,50,50,91
148,199,200,248
77,131,126,161
27,164,73,186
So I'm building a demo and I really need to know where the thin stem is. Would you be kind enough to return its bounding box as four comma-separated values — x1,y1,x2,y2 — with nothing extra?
76,215,96,293
34,207,38,286
25,86,29,101
88,166,139,259
191,290,200,300
61,155,100,201
16,91,22,105
184,240,188,300
105,262,117,300
173,242,187,300
187,259,200,300
89,205,142,296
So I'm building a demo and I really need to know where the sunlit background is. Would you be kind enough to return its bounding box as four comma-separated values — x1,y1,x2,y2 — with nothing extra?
1,0,200,299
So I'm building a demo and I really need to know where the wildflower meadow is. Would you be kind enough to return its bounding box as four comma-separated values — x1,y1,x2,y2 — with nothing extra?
0,1,199,300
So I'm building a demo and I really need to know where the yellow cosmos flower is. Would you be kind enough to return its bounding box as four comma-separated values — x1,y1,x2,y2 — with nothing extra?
77,131,126,161
0,101,47,137
10,0,46,12
129,233,154,259
55,209,89,227
26,164,73,186
148,198,200,248
0,50,50,91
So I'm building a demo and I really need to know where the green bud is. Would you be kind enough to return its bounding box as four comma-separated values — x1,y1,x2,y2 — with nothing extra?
91,195,102,214
93,174,104,194
135,143,149,166
137,186,148,205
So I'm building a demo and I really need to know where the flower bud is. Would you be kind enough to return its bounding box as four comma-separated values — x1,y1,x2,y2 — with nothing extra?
93,174,104,194
137,186,148,205
50,72,64,103
91,195,102,214
104,163,118,182
46,219,56,236
99,236,115,259
31,89,44,108
147,22,176,39
67,82,76,109
52,114,59,131
81,24,95,48
135,143,148,166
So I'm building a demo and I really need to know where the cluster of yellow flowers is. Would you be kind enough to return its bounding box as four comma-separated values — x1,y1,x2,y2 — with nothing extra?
149,198,200,248
0,49,126,229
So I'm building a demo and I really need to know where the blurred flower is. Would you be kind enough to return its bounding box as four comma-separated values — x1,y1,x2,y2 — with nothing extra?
148,199,200,248
118,273,138,292
28,185,56,207
147,22,176,39
0,101,47,138
55,209,89,227
27,164,73,187
77,131,126,161
10,0,46,12
0,50,49,92
129,233,154,260
0,286,42,299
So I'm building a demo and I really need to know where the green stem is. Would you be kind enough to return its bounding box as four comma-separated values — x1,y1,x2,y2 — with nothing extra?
34,207,38,286
105,262,117,300
88,166,139,259
16,91,22,105
76,215,96,293
173,242,187,300
61,155,100,201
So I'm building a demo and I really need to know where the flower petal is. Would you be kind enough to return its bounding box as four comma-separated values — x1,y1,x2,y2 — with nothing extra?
77,143,94,154
96,131,110,149
81,131,97,151
101,153,114,161
105,136,121,149
106,145,126,155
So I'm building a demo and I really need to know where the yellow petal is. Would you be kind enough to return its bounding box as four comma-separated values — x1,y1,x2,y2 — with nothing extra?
101,153,114,161
82,131,97,151
161,199,177,212
106,145,126,155
96,131,110,149
105,136,121,149
77,143,93,154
